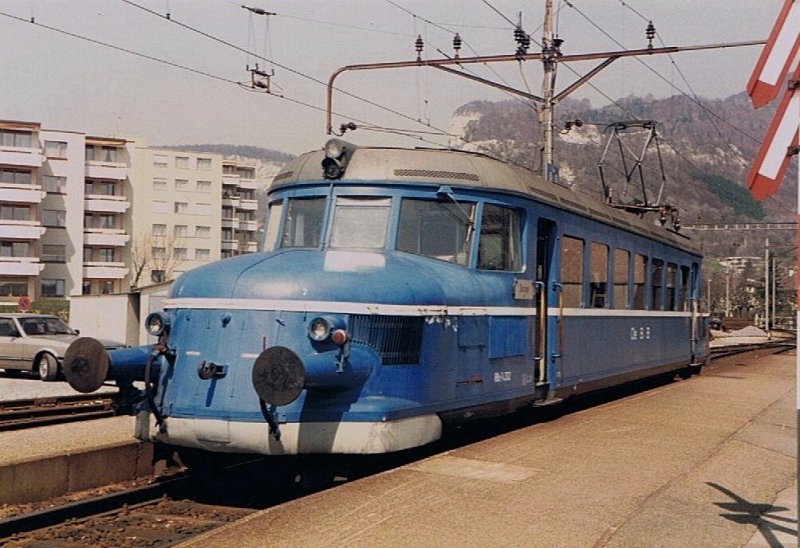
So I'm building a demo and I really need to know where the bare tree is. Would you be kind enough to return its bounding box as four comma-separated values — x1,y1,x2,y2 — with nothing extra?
129,229,185,288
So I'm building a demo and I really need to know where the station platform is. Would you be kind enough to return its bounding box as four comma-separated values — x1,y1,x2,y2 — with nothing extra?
181,350,797,547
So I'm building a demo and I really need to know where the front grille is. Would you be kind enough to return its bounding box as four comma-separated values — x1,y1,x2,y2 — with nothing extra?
349,315,424,365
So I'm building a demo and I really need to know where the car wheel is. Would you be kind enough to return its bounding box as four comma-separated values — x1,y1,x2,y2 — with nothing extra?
37,353,58,382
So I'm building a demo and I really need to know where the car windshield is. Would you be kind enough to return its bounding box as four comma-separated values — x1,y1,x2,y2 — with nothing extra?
19,317,75,336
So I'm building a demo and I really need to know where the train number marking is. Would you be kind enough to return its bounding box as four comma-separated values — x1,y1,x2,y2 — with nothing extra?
494,371,512,382
629,326,651,340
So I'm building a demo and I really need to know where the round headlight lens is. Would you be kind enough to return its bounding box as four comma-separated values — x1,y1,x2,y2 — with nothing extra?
324,139,344,159
145,312,167,336
308,317,330,341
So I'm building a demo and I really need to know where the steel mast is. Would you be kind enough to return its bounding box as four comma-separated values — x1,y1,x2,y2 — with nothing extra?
540,0,557,180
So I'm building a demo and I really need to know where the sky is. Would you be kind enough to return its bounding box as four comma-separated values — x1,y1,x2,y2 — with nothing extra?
0,0,783,155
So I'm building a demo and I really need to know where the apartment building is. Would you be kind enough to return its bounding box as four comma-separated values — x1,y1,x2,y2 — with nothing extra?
0,118,268,306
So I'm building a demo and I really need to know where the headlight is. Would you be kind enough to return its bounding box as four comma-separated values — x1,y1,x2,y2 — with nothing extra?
145,312,169,336
308,317,331,341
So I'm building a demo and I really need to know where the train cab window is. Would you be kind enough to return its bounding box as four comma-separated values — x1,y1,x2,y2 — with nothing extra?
651,259,664,310
589,242,608,308
477,204,522,271
633,254,647,309
397,198,475,265
560,236,583,307
613,248,630,309
262,201,283,252
666,263,678,310
679,266,690,311
330,197,391,249
281,197,326,248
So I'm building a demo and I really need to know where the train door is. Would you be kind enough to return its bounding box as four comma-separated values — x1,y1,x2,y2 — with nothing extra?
534,219,556,385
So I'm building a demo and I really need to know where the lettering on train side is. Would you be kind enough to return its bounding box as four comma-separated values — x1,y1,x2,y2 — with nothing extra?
629,326,651,340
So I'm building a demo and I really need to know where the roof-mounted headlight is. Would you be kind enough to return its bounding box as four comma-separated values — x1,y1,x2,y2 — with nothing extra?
322,138,357,180
145,312,170,337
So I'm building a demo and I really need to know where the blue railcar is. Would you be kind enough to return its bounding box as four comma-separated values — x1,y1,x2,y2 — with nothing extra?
63,140,709,456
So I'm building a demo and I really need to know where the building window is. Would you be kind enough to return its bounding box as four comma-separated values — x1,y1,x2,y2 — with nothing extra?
0,205,30,221
43,175,66,193
41,244,66,262
151,269,166,283
98,248,115,262
174,202,188,214
195,226,210,238
82,280,91,295
40,278,65,297
0,241,30,257
222,206,234,220
196,180,211,192
175,156,189,169
152,247,166,259
0,279,27,297
99,214,116,229
153,155,168,168
43,209,66,227
44,140,68,159
153,178,167,190
197,158,212,171
174,225,188,237
101,146,118,162
175,178,189,190
0,130,32,147
174,248,187,260
152,223,166,236
99,280,115,294
99,182,116,196
0,168,33,185
195,248,210,261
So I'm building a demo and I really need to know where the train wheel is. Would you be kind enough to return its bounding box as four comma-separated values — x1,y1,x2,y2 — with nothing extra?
37,353,58,382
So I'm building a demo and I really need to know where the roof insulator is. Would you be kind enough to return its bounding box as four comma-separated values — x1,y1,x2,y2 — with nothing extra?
453,33,462,59
646,21,656,49
415,35,424,61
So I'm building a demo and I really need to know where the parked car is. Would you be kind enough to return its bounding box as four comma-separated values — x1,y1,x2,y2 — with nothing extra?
0,313,122,381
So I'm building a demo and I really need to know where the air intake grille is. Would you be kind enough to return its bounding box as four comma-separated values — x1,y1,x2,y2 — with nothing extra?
393,168,480,182
349,315,424,365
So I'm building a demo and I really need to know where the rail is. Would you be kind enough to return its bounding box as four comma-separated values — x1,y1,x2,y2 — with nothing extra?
0,394,117,432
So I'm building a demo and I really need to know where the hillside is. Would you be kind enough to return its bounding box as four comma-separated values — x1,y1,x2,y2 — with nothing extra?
450,93,796,257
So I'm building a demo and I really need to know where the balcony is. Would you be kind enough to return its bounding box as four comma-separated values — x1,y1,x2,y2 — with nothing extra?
85,161,127,180
221,217,240,230
84,195,131,214
0,147,44,168
222,175,239,186
0,222,45,240
241,241,258,254
222,195,241,208
0,186,46,204
238,199,259,212
221,240,239,252
237,178,261,190
83,229,129,247
238,220,258,231
0,257,43,276
83,262,128,279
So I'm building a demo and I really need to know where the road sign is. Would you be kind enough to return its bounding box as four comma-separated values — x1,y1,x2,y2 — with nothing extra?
747,0,800,108
17,296,31,311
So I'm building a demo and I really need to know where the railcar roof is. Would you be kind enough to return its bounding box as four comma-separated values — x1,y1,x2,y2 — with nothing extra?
271,145,700,255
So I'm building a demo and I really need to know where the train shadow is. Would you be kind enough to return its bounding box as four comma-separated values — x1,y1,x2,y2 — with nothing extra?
707,482,797,547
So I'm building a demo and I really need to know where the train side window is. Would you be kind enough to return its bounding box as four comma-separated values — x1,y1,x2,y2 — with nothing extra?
397,198,475,265
589,242,608,308
666,263,678,310
560,236,583,307
633,254,647,309
679,266,690,311
651,259,664,310
613,248,630,309
262,201,283,252
280,197,326,248
330,197,391,249
477,204,522,271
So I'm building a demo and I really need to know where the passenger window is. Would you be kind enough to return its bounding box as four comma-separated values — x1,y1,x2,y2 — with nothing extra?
633,254,647,309
589,242,608,308
262,201,283,252
679,266,690,311
330,197,391,249
280,197,326,248
666,263,677,311
560,236,583,307
651,259,664,310
0,318,19,337
478,204,522,271
397,198,475,265
613,248,630,309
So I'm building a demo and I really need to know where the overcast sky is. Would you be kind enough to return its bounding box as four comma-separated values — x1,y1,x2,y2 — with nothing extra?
0,0,782,154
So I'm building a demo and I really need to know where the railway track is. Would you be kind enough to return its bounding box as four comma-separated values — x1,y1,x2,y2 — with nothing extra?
0,394,117,432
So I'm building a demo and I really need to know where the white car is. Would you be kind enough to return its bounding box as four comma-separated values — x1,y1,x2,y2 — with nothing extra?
0,313,121,381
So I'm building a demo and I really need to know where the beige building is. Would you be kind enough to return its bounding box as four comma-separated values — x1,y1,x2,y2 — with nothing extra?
0,118,267,307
